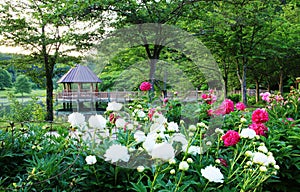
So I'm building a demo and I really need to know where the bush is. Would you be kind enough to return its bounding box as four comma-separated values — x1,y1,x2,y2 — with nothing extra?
227,94,241,103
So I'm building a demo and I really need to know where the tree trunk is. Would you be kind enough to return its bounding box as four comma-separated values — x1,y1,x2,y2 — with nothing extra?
224,76,228,99
279,68,284,94
255,79,259,103
45,65,54,121
241,64,247,105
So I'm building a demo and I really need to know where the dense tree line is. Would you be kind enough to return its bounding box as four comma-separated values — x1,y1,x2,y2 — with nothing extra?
0,0,299,120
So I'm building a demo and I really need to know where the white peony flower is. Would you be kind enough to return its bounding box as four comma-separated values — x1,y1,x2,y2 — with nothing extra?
171,133,188,148
152,112,167,124
267,155,276,165
134,130,146,143
240,128,256,139
201,165,224,183
88,114,106,129
107,102,123,111
68,112,85,128
104,144,130,163
186,145,203,155
126,123,134,130
179,161,189,171
115,118,126,128
258,145,268,153
85,155,97,165
137,110,146,118
252,152,269,165
142,133,157,153
167,122,179,132
150,123,166,133
151,142,175,161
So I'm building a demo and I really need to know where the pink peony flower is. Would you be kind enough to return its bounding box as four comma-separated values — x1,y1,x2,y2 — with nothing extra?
249,123,268,137
236,102,246,111
201,91,217,105
223,99,234,114
222,130,240,146
207,109,213,116
139,82,152,91
201,94,209,100
252,109,269,123
260,92,271,102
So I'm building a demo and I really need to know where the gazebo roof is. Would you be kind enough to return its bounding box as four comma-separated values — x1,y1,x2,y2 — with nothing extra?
57,64,102,83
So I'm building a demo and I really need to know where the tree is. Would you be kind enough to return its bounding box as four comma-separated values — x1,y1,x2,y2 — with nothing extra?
14,75,32,99
0,0,105,121
183,0,292,104
0,68,12,90
90,1,214,96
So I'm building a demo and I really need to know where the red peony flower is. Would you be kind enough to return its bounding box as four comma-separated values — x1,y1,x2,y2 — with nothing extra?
249,123,268,137
236,102,246,111
251,109,269,123
139,82,152,91
222,130,240,146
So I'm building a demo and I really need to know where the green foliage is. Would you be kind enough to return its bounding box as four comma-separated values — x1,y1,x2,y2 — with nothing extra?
5,93,46,122
227,94,241,103
14,75,32,97
0,68,12,90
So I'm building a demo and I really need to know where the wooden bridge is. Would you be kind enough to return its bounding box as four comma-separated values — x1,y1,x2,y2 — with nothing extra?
55,90,201,103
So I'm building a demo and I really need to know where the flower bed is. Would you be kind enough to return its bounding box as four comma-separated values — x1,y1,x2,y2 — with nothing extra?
0,87,299,191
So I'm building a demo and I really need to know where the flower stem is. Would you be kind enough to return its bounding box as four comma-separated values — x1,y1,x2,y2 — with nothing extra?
174,171,185,192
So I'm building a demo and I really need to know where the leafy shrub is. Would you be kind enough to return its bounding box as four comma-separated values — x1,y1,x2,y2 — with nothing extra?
227,94,241,103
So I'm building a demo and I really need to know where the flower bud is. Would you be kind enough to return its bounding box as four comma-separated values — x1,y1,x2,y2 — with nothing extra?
137,166,145,172
259,166,267,172
188,125,197,132
170,169,176,174
169,158,176,165
179,161,189,171
187,158,193,163
274,165,280,170
245,151,253,157
240,117,247,123
215,159,221,164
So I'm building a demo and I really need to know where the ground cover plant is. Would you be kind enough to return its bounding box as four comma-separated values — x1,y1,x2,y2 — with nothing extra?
0,85,299,191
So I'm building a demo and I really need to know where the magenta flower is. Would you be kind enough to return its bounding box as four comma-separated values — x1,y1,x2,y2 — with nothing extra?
139,82,152,91
252,109,269,123
222,130,240,146
249,123,268,137
236,102,246,111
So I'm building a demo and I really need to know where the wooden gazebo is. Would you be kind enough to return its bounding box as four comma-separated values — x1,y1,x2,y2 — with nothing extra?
56,64,102,112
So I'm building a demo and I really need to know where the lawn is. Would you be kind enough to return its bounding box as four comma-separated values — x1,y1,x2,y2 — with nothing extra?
0,88,46,98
